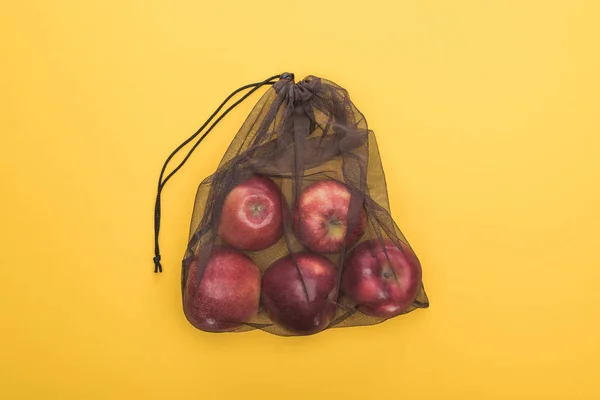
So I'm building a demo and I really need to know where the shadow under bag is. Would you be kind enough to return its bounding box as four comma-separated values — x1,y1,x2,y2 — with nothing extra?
154,73,429,336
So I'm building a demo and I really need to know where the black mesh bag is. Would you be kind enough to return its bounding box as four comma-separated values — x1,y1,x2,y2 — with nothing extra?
154,73,429,336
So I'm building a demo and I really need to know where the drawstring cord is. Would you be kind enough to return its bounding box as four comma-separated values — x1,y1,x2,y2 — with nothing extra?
153,73,289,272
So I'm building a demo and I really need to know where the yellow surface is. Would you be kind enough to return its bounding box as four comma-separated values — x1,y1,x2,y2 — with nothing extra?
1,1,599,399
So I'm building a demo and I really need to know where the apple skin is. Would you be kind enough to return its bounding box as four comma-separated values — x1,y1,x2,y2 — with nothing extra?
294,179,366,254
184,247,261,332
218,175,284,251
341,240,422,318
261,253,338,335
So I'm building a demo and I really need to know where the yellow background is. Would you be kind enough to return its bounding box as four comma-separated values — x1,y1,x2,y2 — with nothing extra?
1,1,599,398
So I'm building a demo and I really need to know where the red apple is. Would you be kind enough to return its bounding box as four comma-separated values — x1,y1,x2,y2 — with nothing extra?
184,247,261,332
261,253,338,335
218,175,284,251
341,240,422,318
294,179,366,253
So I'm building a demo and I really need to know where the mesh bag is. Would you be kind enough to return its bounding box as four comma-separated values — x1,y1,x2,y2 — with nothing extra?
154,73,429,336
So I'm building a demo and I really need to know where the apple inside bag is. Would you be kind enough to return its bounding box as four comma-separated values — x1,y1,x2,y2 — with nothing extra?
154,73,428,335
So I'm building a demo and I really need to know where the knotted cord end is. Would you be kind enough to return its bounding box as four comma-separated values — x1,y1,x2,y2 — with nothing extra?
153,256,163,273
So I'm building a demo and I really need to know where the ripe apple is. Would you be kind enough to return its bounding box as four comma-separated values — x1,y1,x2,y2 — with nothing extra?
261,253,338,335
184,247,261,332
341,239,422,318
218,175,284,251
294,179,366,253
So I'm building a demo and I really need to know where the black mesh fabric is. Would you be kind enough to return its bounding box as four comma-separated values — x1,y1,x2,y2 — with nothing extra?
180,74,428,336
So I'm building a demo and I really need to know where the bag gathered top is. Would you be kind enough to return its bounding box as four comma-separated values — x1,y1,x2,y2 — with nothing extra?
154,73,429,336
